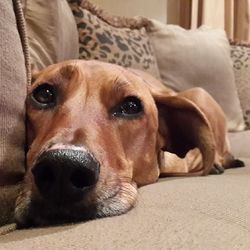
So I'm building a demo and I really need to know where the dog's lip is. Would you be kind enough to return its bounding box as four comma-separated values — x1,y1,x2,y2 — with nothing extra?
17,202,97,228
16,186,122,228
15,181,136,228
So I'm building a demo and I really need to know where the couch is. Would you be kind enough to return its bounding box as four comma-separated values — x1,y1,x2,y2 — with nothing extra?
1,0,250,249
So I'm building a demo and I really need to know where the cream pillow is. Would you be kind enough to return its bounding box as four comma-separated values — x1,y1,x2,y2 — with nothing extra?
24,0,79,70
147,19,245,132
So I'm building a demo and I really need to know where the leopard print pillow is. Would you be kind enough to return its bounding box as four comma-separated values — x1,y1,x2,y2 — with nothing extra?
67,0,160,79
231,44,250,130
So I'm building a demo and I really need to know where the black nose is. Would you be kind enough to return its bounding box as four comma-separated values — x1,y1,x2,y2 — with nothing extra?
32,149,100,203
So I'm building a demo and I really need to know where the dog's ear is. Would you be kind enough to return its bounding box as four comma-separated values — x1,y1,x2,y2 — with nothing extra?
153,88,216,176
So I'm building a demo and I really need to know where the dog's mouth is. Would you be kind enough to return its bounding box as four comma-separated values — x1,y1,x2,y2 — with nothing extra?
14,180,137,228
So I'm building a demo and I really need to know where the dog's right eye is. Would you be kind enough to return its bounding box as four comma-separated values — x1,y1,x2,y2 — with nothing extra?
31,84,56,108
112,96,144,119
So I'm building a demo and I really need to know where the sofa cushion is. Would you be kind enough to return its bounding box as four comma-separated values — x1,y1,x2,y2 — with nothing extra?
147,19,245,132
24,0,79,70
228,130,250,158
230,43,250,130
1,161,250,248
0,0,27,226
0,1,26,186
67,0,160,79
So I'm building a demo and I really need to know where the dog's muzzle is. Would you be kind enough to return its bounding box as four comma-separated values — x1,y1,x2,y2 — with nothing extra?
32,149,100,204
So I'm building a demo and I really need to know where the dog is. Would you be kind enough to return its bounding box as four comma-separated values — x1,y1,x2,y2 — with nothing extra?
15,60,244,227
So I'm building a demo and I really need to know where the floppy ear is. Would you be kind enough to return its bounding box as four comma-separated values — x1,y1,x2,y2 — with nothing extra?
154,89,216,176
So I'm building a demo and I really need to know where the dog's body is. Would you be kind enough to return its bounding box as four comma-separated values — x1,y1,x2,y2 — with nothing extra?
15,60,243,227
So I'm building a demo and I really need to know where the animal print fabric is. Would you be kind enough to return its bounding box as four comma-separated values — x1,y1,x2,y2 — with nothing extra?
231,44,250,130
67,0,160,79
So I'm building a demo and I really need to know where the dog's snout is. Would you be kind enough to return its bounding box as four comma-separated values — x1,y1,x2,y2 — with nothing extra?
32,149,100,203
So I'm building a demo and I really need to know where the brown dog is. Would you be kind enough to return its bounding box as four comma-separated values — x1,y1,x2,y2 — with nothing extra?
15,60,243,227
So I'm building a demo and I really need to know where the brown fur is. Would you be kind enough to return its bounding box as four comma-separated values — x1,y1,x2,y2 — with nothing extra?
15,60,243,227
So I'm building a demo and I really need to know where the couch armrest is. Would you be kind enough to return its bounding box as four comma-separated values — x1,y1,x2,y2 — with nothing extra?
230,41,250,130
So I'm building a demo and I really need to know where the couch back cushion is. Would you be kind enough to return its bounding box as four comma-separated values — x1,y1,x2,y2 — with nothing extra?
0,0,26,186
147,20,245,132
67,0,160,79
24,0,79,70
0,0,27,226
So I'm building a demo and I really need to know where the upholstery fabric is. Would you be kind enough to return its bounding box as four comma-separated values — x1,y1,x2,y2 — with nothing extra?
1,157,250,249
67,0,160,79
147,19,245,132
0,0,27,226
24,0,79,70
230,44,250,130
229,130,250,158
0,1,26,186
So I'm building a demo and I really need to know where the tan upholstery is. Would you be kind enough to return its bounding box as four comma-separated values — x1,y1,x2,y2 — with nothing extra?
1,153,250,249
0,1,26,185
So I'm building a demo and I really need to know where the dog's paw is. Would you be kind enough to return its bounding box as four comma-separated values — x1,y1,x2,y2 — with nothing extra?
209,164,225,175
230,159,245,168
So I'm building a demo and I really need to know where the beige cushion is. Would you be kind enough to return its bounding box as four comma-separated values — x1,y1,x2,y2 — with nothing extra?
0,1,26,185
229,130,250,158
0,0,26,226
67,0,160,79
231,44,250,130
24,0,79,70
147,20,245,132
1,162,250,248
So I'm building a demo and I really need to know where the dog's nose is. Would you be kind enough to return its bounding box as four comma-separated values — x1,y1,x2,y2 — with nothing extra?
32,149,100,203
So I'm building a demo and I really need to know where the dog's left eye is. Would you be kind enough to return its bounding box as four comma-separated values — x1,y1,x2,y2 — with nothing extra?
31,84,56,108
112,96,144,119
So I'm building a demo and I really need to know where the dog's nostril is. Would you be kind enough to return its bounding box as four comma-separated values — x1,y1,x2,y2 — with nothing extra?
70,169,96,189
32,164,55,192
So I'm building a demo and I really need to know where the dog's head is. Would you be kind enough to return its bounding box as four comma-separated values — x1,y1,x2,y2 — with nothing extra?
15,60,215,227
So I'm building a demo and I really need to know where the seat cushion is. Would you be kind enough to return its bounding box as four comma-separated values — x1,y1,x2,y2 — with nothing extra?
1,160,250,249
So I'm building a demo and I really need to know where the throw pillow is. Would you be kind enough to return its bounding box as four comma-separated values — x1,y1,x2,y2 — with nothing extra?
147,19,245,132
67,0,160,79
230,43,250,130
24,0,79,70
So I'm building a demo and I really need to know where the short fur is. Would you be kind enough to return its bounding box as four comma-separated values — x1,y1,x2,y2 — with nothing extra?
15,60,243,227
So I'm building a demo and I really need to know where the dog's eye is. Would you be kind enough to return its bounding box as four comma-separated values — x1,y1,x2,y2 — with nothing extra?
112,96,144,119
32,84,56,108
